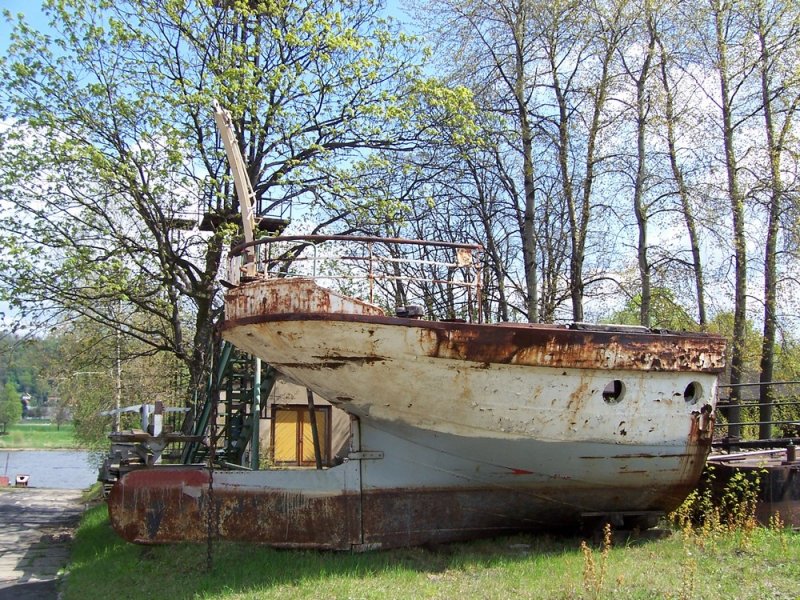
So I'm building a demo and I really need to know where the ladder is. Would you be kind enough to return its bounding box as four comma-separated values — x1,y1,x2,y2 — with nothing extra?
181,341,278,467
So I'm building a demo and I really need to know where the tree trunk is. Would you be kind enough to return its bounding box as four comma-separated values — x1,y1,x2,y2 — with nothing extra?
514,6,539,323
714,1,747,438
656,33,707,328
754,6,796,439
549,49,581,322
547,24,615,324
632,14,656,327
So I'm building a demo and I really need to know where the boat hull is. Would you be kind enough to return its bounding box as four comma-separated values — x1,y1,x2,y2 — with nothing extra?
223,317,721,445
109,418,708,548
108,278,726,548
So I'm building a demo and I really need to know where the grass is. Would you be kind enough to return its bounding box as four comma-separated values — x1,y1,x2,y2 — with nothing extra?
63,504,800,600
0,421,80,449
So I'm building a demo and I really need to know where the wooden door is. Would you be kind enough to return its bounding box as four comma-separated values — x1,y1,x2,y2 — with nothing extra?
271,406,331,466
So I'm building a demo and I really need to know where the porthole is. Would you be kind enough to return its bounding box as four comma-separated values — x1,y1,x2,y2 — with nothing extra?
602,380,625,404
684,381,703,405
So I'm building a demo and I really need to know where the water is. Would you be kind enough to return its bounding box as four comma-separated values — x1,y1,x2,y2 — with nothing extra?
1,450,98,489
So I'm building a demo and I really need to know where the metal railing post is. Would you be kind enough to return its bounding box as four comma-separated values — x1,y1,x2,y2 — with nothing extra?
368,242,374,304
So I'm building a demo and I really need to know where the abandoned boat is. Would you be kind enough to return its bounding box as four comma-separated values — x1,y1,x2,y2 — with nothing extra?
107,104,727,549
108,234,726,549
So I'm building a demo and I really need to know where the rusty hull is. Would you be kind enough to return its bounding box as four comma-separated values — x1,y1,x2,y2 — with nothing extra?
109,277,726,548
224,279,726,374
108,467,362,549
110,413,714,548
221,329,722,446
221,279,725,445
110,477,688,548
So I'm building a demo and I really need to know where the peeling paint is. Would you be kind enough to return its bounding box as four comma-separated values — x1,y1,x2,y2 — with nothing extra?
108,276,728,549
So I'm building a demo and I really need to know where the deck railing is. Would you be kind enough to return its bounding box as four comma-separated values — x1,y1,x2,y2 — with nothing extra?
226,235,484,322
714,380,800,448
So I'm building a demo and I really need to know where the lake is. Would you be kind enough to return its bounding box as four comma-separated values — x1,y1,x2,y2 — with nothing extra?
1,450,98,489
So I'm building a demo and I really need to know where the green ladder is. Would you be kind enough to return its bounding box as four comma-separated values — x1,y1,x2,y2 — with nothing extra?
181,341,278,467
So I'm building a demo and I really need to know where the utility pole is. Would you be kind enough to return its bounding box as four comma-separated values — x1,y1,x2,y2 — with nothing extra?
114,329,121,433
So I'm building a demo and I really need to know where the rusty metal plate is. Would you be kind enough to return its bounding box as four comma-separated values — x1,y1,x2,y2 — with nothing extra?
108,468,361,549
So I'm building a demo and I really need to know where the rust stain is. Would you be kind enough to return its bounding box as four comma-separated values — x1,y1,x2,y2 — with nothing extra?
226,316,726,375
579,453,689,459
660,405,717,507
225,278,384,323
223,278,726,374
108,468,360,549
310,355,385,363
109,463,710,550
565,375,592,425
271,357,384,370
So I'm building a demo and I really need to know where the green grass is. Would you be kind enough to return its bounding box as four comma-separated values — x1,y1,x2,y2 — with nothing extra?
0,421,80,449
64,505,800,600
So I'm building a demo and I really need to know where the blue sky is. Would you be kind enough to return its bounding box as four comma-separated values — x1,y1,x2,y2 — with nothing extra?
0,1,49,54
0,0,410,55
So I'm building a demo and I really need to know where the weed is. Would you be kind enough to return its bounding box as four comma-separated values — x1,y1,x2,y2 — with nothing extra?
768,511,789,552
670,464,762,549
720,470,763,550
676,514,699,600
580,522,612,599
721,470,761,532
768,511,784,530
679,551,697,600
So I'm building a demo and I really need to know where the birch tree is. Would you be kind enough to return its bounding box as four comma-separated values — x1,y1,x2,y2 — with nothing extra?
750,0,800,437
701,0,755,435
618,1,657,326
538,0,632,322
653,8,709,328
414,0,542,321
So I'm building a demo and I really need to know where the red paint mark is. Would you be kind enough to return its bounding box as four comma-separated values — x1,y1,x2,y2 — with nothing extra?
509,468,534,475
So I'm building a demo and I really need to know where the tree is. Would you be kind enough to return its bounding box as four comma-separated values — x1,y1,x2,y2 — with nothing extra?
539,0,632,322
606,287,698,331
750,0,800,438
0,380,21,432
415,0,650,324
688,0,754,437
618,1,657,326
0,333,56,404
414,0,542,321
653,8,709,329
51,316,188,447
0,0,433,398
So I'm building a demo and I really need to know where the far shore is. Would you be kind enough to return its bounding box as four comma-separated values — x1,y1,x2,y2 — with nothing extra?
0,421,87,451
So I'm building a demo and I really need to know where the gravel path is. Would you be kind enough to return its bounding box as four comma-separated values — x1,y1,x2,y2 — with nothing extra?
0,488,86,600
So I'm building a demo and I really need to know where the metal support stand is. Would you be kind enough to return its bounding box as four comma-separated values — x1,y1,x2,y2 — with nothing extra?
250,358,261,470
306,388,323,470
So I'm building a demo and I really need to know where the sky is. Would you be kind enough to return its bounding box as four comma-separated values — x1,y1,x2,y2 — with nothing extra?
0,1,49,54
0,0,410,55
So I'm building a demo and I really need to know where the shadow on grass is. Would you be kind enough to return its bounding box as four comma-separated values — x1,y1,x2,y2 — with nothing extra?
65,504,671,599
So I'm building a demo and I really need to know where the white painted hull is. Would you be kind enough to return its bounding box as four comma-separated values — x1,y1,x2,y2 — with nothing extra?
226,318,719,447
107,277,728,549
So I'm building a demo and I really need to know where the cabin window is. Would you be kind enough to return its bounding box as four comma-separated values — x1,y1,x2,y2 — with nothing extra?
684,382,703,404
602,380,625,403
